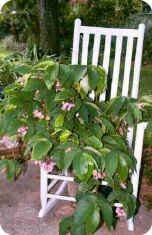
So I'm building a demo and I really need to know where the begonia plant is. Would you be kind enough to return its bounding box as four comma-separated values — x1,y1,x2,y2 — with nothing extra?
0,60,152,234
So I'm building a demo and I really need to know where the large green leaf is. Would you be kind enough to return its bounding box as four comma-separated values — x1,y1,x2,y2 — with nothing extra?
60,130,72,143
31,138,53,160
98,198,114,229
105,151,118,177
85,136,103,149
87,65,106,94
86,207,100,234
73,152,94,181
73,195,100,234
105,96,126,115
59,216,73,235
69,65,87,83
71,224,85,235
23,76,46,92
103,135,128,153
118,154,128,181
44,63,59,90
0,160,22,180
34,60,55,70
55,113,65,128
59,64,87,88
14,65,32,75
55,90,74,102
64,149,79,170
6,160,21,180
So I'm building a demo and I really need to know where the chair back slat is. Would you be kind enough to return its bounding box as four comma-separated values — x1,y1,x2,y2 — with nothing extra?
110,36,123,98
92,33,101,66
81,33,90,65
72,19,145,100
122,37,134,96
131,24,145,98
100,34,112,101
71,19,81,64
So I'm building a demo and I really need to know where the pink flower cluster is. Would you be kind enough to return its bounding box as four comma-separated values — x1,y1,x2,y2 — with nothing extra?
55,80,63,92
136,103,145,110
93,170,105,180
33,109,44,120
0,136,17,149
115,207,126,218
61,102,75,111
120,182,127,189
17,126,28,137
35,160,56,173
65,147,72,153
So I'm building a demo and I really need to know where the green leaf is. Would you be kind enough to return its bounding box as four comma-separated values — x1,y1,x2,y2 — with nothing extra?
118,154,128,181
102,118,116,134
86,208,100,234
1,160,22,180
87,65,106,94
105,97,126,115
14,65,32,75
74,195,100,234
79,104,89,122
105,151,118,177
64,149,78,170
32,138,52,160
73,152,94,181
85,136,103,149
55,90,74,102
71,224,85,235
23,77,46,92
59,216,73,235
55,113,65,128
99,200,113,229
103,135,128,153
44,63,59,89
34,60,55,70
60,130,72,143
59,64,87,88
70,65,87,83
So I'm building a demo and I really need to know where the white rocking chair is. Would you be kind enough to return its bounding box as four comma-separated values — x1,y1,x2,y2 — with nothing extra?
38,19,147,231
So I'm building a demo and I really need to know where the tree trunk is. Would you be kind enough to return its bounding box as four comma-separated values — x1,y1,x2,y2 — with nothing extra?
39,0,60,55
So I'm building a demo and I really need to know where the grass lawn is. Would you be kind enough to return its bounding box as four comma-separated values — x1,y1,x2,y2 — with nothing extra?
0,48,12,58
140,65,152,96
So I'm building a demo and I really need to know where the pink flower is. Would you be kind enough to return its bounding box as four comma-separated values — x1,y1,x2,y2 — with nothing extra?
55,80,63,92
34,90,40,99
115,207,126,218
0,136,17,149
34,161,41,166
17,126,28,137
61,102,75,111
120,182,127,189
33,109,44,120
45,116,50,121
136,103,145,110
65,147,72,153
41,160,56,173
93,170,105,180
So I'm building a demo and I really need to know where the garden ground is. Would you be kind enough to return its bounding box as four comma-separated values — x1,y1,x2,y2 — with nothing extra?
0,161,152,235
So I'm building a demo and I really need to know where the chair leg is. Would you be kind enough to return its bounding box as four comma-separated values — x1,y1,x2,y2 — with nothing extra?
38,167,68,218
127,122,147,231
39,167,48,217
127,217,134,231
